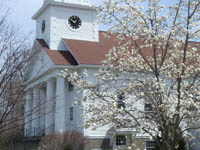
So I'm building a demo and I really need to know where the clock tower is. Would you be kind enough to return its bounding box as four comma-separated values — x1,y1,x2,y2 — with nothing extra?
33,0,98,50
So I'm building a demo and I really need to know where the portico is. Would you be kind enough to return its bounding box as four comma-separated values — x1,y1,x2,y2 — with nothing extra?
24,76,67,137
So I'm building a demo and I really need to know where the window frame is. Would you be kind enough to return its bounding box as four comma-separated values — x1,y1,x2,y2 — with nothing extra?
145,140,155,150
144,103,153,111
144,103,153,119
117,92,125,109
116,135,126,146
70,107,73,121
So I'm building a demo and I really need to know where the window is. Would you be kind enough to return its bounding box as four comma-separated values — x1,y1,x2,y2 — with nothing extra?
41,20,46,33
146,141,155,150
68,82,74,91
116,135,126,146
117,92,125,109
70,107,73,121
144,103,152,111
144,103,153,119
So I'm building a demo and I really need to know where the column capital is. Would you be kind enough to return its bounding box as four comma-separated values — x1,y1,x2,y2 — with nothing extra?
26,89,33,94
33,87,40,91
56,75,64,78
46,77,56,83
32,83,45,90
25,88,33,93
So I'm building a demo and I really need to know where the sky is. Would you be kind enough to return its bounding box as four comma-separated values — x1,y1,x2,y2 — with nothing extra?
0,0,102,41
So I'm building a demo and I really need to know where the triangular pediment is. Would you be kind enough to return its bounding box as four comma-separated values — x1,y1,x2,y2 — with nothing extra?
23,40,55,83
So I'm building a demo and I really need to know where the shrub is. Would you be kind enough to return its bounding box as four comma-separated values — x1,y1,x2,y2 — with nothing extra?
38,130,87,150
0,130,24,150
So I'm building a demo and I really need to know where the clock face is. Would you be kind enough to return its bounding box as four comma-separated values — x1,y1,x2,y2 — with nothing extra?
68,16,82,30
41,20,46,33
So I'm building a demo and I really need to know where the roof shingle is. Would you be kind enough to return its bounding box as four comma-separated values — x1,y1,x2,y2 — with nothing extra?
64,31,118,65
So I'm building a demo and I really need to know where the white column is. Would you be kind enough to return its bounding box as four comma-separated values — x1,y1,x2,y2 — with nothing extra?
55,76,66,133
45,78,56,134
32,88,40,136
39,88,46,132
25,90,33,137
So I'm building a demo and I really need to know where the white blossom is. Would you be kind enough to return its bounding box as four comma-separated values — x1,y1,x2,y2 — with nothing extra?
62,0,200,149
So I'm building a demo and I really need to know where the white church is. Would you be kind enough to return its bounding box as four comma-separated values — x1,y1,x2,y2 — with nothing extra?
23,0,200,150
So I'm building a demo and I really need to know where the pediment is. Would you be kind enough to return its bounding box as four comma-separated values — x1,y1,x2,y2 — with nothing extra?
23,40,55,83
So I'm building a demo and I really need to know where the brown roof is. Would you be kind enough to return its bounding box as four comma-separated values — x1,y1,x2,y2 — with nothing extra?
64,31,119,65
37,39,78,66
37,31,200,66
37,31,118,66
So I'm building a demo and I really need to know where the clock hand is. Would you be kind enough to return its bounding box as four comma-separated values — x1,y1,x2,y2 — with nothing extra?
70,18,76,23
73,19,77,24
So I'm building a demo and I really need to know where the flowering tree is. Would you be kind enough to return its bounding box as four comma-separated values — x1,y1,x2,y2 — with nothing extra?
65,0,200,149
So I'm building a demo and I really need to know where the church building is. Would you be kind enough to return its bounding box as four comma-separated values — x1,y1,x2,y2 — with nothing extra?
23,0,195,150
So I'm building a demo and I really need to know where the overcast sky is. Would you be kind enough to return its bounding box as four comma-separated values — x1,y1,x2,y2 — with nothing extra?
0,0,102,40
